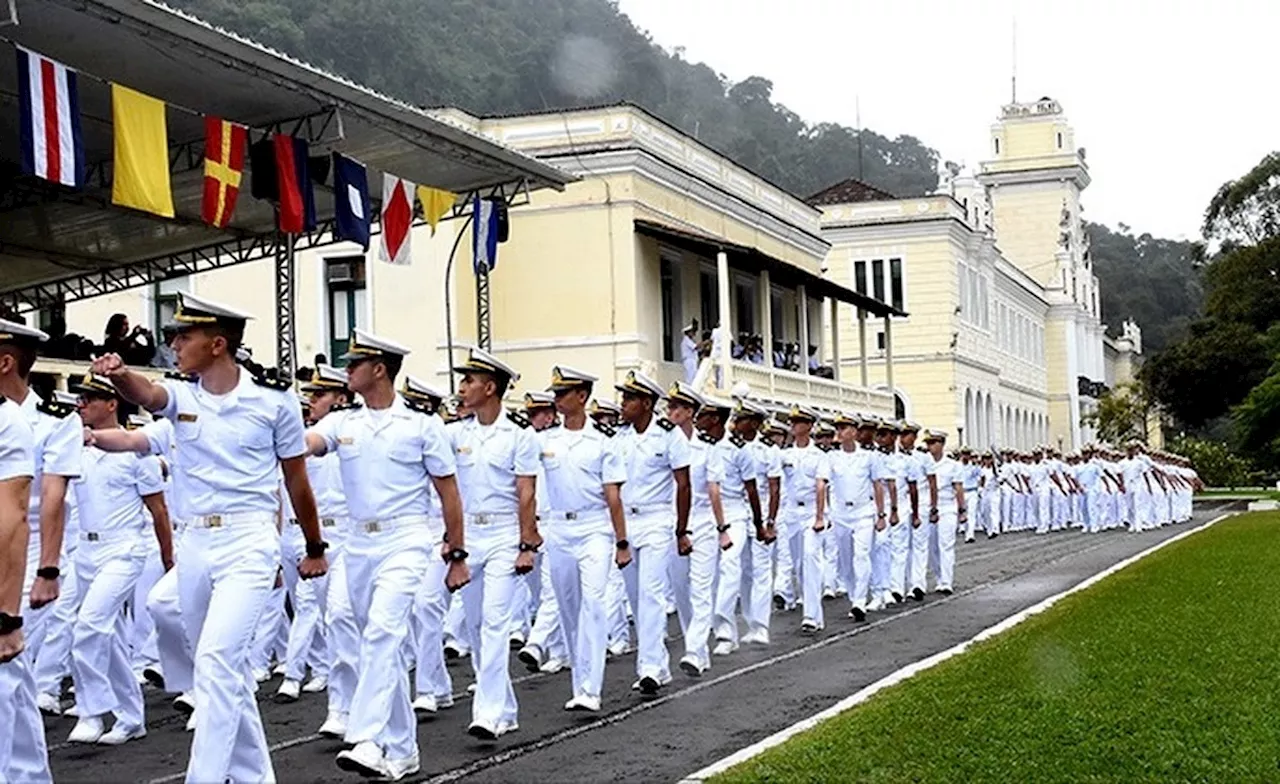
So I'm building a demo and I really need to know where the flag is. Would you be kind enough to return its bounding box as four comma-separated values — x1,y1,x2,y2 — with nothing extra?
473,194,500,275
201,117,247,228
272,134,316,234
16,47,85,188
333,153,370,250
249,137,278,200
379,174,414,266
416,185,456,236
111,84,174,218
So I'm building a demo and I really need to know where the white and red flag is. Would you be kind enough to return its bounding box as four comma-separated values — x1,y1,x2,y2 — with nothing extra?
379,174,415,266
16,46,85,187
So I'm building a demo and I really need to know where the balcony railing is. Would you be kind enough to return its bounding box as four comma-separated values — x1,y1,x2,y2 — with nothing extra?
696,358,894,416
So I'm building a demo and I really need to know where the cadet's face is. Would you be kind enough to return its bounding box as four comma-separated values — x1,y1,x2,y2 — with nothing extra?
529,407,556,431
172,327,217,373
737,417,761,439
857,426,875,444
75,395,107,426
666,400,695,427
308,390,341,420
791,420,812,440
694,410,719,433
875,430,893,447
835,423,856,446
552,387,586,416
344,358,381,394
927,440,944,457
619,392,650,423
901,432,917,449
458,373,494,408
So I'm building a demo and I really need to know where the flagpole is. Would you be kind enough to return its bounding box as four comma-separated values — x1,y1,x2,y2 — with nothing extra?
443,214,474,394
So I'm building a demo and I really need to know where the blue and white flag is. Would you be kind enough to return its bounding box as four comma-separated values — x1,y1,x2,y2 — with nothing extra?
473,194,500,275
16,46,85,188
332,153,370,250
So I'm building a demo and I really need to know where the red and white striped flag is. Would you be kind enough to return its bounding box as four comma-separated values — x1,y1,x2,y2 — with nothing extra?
15,46,85,188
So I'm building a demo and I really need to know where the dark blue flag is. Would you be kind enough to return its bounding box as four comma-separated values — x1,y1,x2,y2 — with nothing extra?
333,153,370,250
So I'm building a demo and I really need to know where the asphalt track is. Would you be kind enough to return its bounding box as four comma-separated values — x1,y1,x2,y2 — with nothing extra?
46,502,1236,783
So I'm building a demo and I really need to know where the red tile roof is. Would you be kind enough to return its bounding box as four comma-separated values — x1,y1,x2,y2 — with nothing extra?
805,178,896,206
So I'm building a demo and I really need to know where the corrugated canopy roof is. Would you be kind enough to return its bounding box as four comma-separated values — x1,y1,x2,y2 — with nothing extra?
0,0,574,310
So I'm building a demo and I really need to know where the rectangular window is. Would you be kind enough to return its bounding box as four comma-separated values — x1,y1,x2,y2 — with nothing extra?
979,280,989,329
854,260,868,296
326,256,367,365
889,258,904,312
700,269,719,329
733,278,756,336
876,331,885,351
770,288,784,344
660,256,676,362
958,266,969,319
871,258,885,303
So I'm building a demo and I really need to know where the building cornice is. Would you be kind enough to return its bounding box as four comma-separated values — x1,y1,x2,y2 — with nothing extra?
977,164,1091,190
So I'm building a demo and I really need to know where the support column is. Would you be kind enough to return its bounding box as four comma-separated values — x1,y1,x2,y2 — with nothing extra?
884,314,894,406
760,269,773,368
716,250,731,389
830,297,840,382
797,284,809,376
857,308,868,387
274,233,297,380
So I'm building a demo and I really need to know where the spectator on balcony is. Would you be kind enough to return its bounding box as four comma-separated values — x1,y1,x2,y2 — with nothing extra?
681,320,700,382
151,324,180,369
103,313,155,367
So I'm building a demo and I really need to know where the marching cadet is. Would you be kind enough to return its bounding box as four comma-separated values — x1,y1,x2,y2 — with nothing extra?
960,448,981,544
451,348,540,737
1029,449,1052,534
825,413,887,622
1120,442,1151,532
923,430,965,594
978,452,1000,538
868,419,900,610
538,367,629,710
305,331,465,778
888,423,923,603
92,293,328,784
516,391,570,675
671,390,732,674
588,399,632,656
1077,446,1104,534
64,373,172,746
710,399,765,649
729,400,781,643
286,367,360,737
589,398,621,428
613,371,691,693
0,348,49,783
774,405,824,614
813,421,842,600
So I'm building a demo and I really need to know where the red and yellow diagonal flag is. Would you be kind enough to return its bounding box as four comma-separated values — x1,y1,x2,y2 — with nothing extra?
201,116,247,228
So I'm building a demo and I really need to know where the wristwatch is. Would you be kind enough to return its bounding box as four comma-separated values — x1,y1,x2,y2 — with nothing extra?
36,566,59,580
518,541,540,553
716,523,730,533
305,540,329,559
446,547,469,563
616,538,630,550
0,612,22,635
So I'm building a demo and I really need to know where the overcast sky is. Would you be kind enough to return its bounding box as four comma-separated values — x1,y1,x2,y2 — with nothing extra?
616,0,1278,239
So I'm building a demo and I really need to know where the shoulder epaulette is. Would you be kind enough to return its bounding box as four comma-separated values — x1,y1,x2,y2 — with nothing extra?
656,417,675,431
37,397,76,419
729,435,746,448
164,370,197,383
330,402,362,413
404,399,433,415
508,411,531,429
818,443,833,452
593,421,616,438
698,432,718,445
251,371,291,391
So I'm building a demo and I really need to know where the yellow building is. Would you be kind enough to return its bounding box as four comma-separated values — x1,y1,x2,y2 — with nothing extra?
813,97,1140,449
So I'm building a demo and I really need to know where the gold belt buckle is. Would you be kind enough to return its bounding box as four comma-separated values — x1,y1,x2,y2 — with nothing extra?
474,514,490,525
364,521,382,533
564,512,577,521
206,514,223,528
321,518,336,528
86,532,100,542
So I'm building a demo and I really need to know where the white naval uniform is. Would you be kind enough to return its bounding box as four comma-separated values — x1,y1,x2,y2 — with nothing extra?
313,396,456,762
709,435,758,645
775,441,825,610
615,416,690,685
907,450,937,594
1029,460,1051,534
538,419,627,700
0,397,49,783
797,448,834,628
671,428,717,672
741,437,782,640
961,463,981,542
828,445,888,614
450,412,541,732
1077,460,1103,533
33,487,80,700
889,447,923,597
279,476,329,685
869,448,900,599
412,435,457,707
67,440,166,734
1120,456,1152,531
929,456,963,591
158,371,304,784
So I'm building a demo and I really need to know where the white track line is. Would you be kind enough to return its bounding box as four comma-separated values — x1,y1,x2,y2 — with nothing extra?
678,510,1237,783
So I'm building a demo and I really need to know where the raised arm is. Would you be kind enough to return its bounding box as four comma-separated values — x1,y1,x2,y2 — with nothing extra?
93,353,169,412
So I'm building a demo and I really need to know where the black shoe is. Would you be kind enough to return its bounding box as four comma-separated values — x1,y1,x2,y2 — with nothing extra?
939,588,953,596
467,723,498,741
891,592,903,603
142,667,165,690
678,659,702,677
772,595,785,610
911,588,925,601
638,676,661,695
848,607,866,622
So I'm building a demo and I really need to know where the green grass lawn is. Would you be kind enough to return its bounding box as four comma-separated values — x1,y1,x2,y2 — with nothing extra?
1198,489,1280,501
713,512,1280,784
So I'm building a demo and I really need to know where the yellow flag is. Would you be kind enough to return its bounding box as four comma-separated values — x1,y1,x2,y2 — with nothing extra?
416,185,456,236
111,84,174,218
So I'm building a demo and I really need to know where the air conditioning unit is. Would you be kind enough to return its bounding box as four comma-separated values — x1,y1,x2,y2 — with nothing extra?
326,262,354,283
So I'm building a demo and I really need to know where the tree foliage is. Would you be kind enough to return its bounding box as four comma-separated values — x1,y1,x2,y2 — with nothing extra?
1142,320,1277,428
168,0,940,199
1086,222,1200,353
1232,356,1280,474
1203,152,1280,246
1167,436,1257,488
1082,382,1150,445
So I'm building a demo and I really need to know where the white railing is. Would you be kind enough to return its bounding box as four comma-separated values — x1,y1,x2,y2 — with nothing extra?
701,358,894,416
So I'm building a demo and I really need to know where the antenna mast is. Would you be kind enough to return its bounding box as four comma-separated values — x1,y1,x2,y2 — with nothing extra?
1011,16,1018,103
856,94,863,180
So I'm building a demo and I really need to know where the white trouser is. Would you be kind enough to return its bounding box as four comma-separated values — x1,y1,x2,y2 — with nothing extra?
773,505,810,607
443,592,469,653
250,582,287,674
836,512,875,611
324,550,359,716
605,564,631,648
908,517,931,593
461,518,521,730
1127,488,1150,531
147,563,193,694
930,508,958,590
33,549,80,696
1034,488,1052,533
70,535,147,727
411,519,453,704
963,490,979,541
0,654,52,783
801,522,831,628
622,510,674,682
345,518,436,761
524,551,568,661
870,519,893,596
546,513,614,698
1084,488,1103,532
671,510,717,670
712,508,749,644
741,528,774,639
280,523,329,682
1000,487,1016,531
179,519,280,784
131,546,166,669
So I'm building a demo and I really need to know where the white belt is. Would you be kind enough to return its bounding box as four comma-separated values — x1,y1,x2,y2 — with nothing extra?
189,513,275,529
289,517,341,528
625,503,670,516
80,529,139,543
544,509,609,523
466,512,517,526
355,515,429,534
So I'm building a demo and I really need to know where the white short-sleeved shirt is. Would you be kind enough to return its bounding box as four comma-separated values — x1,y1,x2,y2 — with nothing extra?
685,429,714,515
312,396,455,523
1027,461,1050,490
780,442,828,510
18,392,82,529
933,456,964,507
1076,460,1102,490
73,444,165,535
827,446,887,521
538,421,627,515
158,371,306,517
746,439,783,502
449,412,540,517
963,462,982,491
616,418,691,510
0,398,35,482
706,435,757,508
897,447,924,503
140,417,182,523
306,450,349,522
